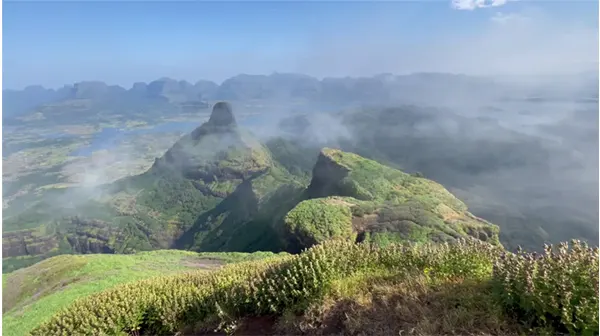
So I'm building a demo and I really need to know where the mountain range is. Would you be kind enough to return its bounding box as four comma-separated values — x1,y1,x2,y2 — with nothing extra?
3,80,598,336
4,72,598,122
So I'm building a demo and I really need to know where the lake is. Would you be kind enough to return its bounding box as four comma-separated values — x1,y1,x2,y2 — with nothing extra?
71,114,269,157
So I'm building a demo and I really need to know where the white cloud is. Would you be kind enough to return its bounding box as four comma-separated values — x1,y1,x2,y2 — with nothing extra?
490,12,531,24
452,0,514,10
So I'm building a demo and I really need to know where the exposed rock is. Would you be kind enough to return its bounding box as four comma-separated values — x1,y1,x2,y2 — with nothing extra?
207,101,236,127
307,149,351,198
2,229,58,258
154,101,270,183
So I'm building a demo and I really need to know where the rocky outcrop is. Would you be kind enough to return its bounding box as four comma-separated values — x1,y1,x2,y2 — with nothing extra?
65,217,124,254
205,101,236,128
306,149,351,199
2,218,128,258
285,148,502,250
2,229,58,257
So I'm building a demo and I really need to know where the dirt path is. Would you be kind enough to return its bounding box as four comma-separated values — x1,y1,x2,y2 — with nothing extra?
181,257,227,270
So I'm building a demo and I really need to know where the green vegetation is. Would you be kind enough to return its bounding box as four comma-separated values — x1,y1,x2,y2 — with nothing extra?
2,249,284,336
3,142,501,272
28,239,598,335
285,197,354,247
493,241,599,335
280,147,501,251
319,148,466,211
4,101,597,335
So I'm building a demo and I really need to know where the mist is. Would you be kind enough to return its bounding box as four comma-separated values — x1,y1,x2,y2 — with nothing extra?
3,1,597,252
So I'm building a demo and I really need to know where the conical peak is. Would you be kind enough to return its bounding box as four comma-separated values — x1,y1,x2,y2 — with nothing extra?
208,101,236,127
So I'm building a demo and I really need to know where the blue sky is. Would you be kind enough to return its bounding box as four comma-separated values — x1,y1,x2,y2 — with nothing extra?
3,1,598,89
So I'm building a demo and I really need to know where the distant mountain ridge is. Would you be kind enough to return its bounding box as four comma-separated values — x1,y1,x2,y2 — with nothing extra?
4,72,597,120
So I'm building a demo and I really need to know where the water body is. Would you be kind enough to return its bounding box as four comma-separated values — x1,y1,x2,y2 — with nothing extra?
70,115,268,157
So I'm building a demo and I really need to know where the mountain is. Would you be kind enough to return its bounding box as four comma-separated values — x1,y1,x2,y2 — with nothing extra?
2,85,72,118
284,148,499,251
273,105,599,251
2,102,499,272
6,72,596,125
106,101,303,252
4,102,596,336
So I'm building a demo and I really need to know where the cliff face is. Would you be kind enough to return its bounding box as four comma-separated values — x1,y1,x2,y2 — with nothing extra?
2,217,125,259
306,150,351,199
2,230,58,257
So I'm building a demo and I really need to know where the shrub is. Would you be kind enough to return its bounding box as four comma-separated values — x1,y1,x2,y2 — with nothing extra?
284,199,354,247
31,238,498,335
493,240,599,335
32,238,597,336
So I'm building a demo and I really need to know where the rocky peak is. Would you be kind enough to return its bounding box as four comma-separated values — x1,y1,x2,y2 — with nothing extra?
152,101,270,183
207,101,237,127
190,101,237,140
307,148,352,198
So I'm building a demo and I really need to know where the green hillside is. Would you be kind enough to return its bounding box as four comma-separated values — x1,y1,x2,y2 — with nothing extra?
2,102,304,271
2,101,598,335
26,239,599,336
283,148,500,251
3,103,499,273
2,249,284,336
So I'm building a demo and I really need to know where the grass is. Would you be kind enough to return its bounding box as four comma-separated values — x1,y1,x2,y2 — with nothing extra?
27,238,598,336
321,148,467,212
284,197,355,247
2,249,283,336
28,238,499,335
287,148,501,249
278,272,522,336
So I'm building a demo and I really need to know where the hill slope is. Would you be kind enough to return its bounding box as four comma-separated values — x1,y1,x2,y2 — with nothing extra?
2,250,284,336
3,102,498,272
2,102,303,270
283,148,499,251
28,239,599,336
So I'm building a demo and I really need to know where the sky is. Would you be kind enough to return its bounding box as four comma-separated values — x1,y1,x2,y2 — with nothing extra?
3,0,598,89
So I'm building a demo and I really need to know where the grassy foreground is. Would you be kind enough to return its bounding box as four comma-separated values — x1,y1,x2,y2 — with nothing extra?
26,239,598,336
2,250,283,336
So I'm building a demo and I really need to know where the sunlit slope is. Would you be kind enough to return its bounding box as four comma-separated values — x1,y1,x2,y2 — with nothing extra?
2,249,284,336
30,239,599,336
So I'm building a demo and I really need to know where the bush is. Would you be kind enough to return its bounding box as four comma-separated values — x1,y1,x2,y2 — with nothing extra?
31,238,498,335
31,238,598,336
493,240,599,335
284,199,354,248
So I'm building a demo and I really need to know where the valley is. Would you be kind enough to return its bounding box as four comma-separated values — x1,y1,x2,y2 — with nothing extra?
3,0,599,333
2,73,598,336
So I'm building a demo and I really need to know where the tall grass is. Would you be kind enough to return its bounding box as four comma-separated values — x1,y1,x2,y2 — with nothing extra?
30,239,598,336
31,239,497,335
493,240,599,335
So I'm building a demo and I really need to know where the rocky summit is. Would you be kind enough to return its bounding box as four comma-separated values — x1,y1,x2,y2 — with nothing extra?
206,101,237,127
152,101,268,182
284,148,500,251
